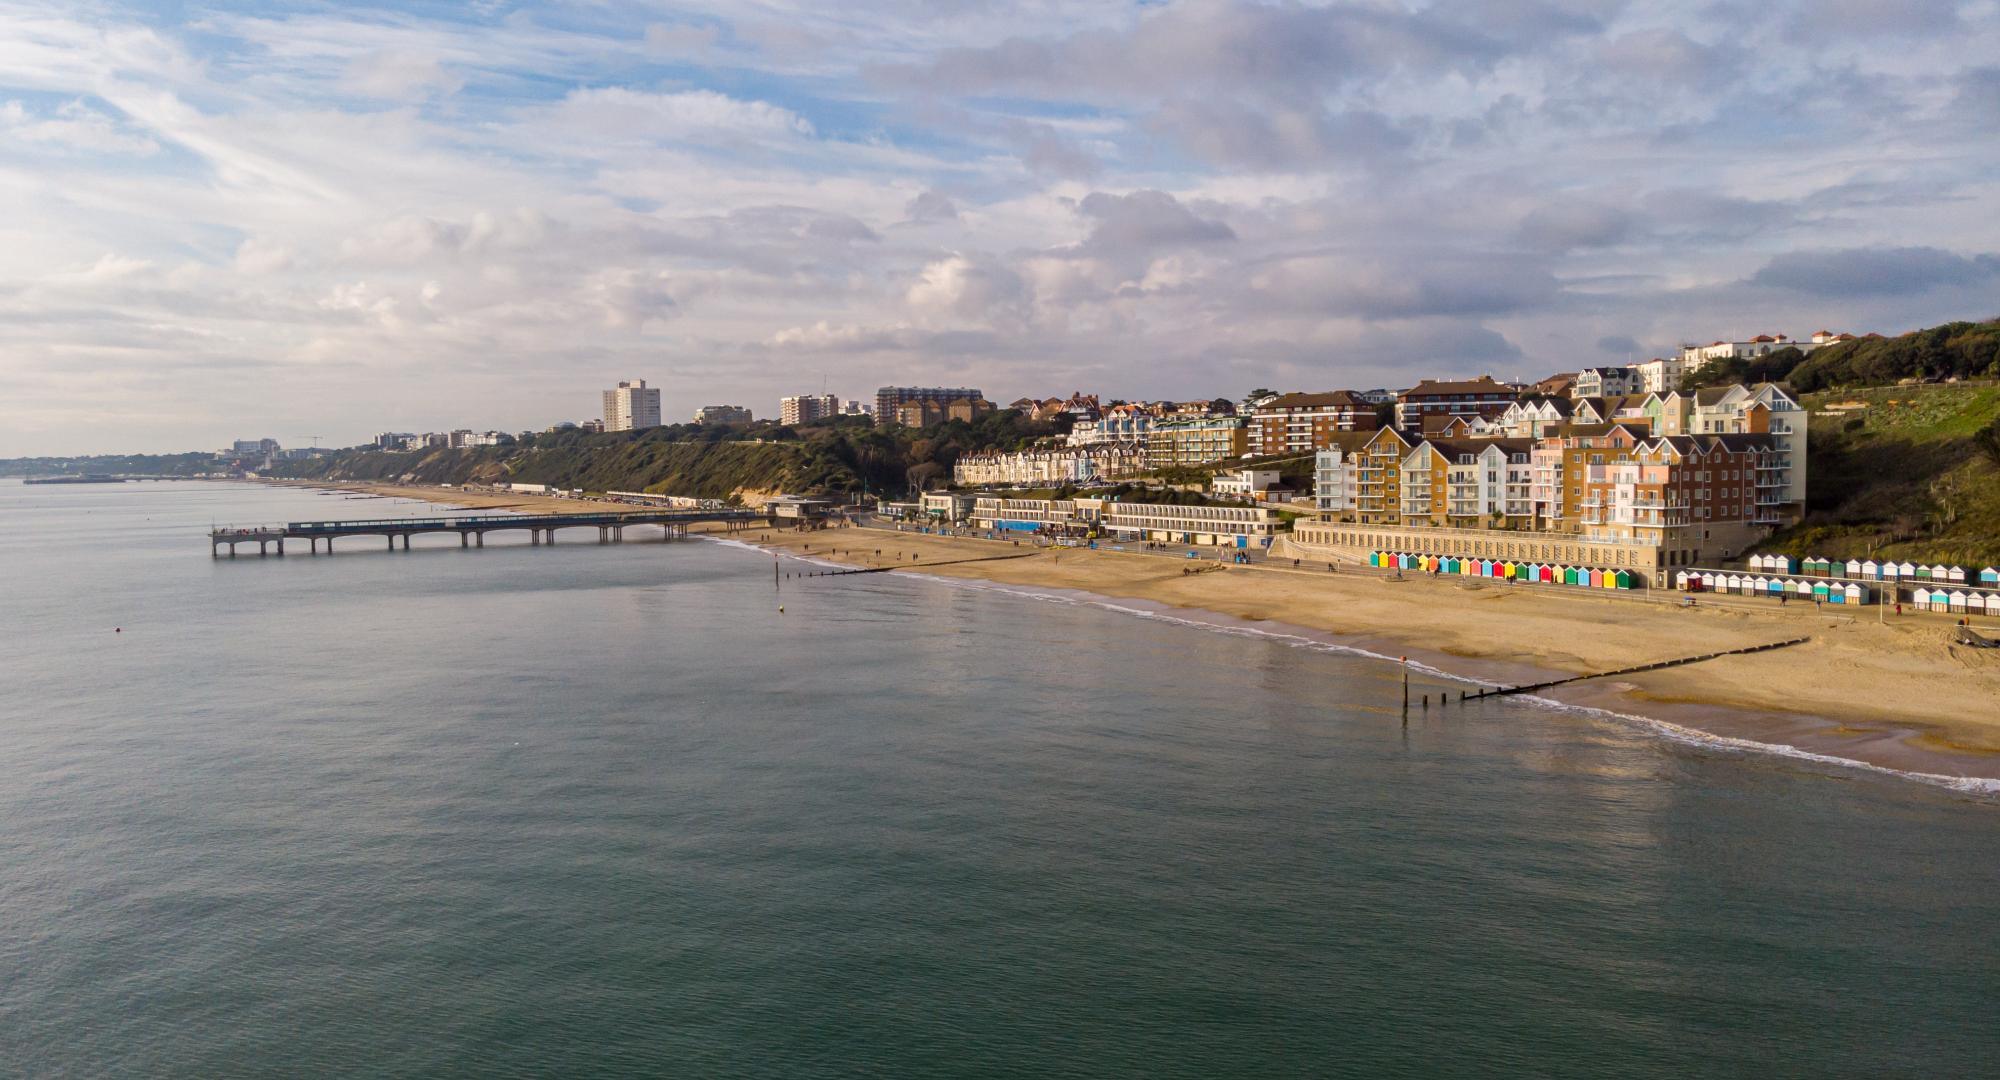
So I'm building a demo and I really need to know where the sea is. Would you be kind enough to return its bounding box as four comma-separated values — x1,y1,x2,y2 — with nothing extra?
2,478,1997,1078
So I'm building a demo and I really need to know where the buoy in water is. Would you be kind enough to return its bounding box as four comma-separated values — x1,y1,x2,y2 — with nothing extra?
778,606,785,614
115,628,122,633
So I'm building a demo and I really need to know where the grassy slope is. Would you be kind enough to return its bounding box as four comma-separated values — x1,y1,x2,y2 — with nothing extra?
1759,383,2000,566
272,435,826,501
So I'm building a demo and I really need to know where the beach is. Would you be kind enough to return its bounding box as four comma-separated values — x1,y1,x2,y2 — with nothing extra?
303,480,2000,782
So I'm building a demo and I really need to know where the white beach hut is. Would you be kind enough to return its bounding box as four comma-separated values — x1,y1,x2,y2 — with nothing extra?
1895,561,1918,580
1949,590,1971,613
1861,559,1881,580
1946,566,1967,584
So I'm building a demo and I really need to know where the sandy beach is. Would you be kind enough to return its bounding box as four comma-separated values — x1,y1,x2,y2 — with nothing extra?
298,479,2000,783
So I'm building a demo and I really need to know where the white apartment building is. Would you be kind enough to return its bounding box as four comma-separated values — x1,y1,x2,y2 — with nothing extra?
780,393,841,425
1211,468,1281,498
953,442,1144,487
602,379,662,431
1677,331,1849,375
1314,449,1356,517
1574,367,1641,398
971,496,1279,547
1635,356,1684,393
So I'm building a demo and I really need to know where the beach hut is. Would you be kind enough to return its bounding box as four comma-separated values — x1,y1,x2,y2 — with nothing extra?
1949,590,1970,613
1981,567,1999,587
1947,566,1967,584
1479,559,1493,578
1912,586,1934,611
1612,569,1632,589
1676,570,1692,591
1749,554,1769,572
1539,564,1554,584
1914,564,1934,581
1844,583,1866,605
1894,561,1916,580
1845,559,1863,578
1828,584,1847,604
1749,576,1767,595
1772,555,1796,574
1811,581,1831,601
1861,559,1880,580
1764,577,1784,596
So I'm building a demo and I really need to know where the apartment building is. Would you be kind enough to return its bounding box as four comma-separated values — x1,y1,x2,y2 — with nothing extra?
1573,367,1641,398
602,380,662,431
952,442,1144,487
876,386,983,425
780,394,840,425
1247,391,1379,454
1578,433,1781,566
1394,376,1520,429
970,496,1279,547
1144,416,1248,468
1309,431,1379,519
1635,356,1684,393
692,405,752,425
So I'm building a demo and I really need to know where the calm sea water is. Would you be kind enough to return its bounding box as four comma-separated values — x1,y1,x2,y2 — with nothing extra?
2,479,1997,1078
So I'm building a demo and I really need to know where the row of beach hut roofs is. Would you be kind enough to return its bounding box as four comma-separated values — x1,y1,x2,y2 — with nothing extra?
1747,554,2000,586
1675,571,1873,604
1366,551,1638,589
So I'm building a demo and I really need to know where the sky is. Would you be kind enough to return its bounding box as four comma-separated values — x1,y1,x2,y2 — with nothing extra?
3,1,1998,455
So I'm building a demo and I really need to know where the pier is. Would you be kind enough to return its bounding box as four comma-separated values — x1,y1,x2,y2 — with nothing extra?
209,509,764,557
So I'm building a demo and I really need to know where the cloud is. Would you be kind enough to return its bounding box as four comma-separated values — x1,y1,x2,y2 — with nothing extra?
3,0,1999,454
906,253,1026,323
342,51,463,100
0,98,159,156
903,189,958,223
1076,189,1234,253
542,87,816,145
1748,248,2000,298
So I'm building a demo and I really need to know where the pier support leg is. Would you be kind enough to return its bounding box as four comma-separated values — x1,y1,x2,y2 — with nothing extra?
212,544,219,558
547,529,555,545
531,530,541,546
276,540,284,556
599,527,607,544
326,539,333,554
476,532,484,548
614,527,623,543
259,540,268,556
386,535,394,551
402,535,411,551
228,543,237,557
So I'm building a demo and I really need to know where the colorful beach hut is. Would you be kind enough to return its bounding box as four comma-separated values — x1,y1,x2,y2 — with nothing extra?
1844,583,1867,605
1981,568,1999,587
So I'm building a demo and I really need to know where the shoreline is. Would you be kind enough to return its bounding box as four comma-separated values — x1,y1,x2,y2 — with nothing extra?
293,479,2000,789
729,526,2000,790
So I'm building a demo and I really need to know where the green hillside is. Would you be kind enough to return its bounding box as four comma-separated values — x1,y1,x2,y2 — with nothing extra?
267,411,1066,500
1760,383,2000,566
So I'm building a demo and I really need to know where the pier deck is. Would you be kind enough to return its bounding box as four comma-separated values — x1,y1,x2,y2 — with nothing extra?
209,509,764,556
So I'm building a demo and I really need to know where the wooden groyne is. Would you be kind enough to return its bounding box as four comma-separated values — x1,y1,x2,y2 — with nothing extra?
1462,636,1812,700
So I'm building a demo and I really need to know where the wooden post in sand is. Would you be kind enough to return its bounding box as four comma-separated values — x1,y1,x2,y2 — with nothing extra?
1401,657,1410,724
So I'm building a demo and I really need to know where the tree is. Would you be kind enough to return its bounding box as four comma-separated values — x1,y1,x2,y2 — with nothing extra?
906,462,944,492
